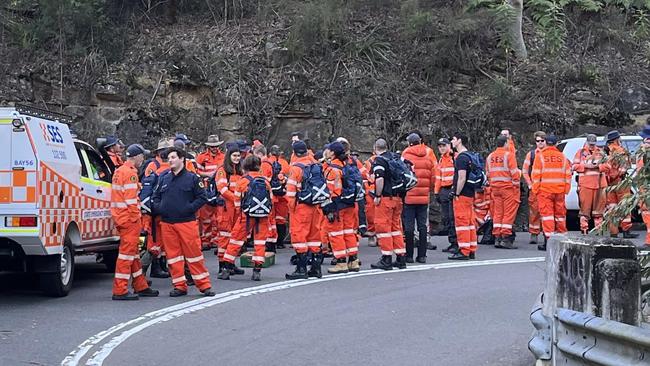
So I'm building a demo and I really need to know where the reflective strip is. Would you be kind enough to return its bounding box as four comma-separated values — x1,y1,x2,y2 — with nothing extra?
390,231,401,236
475,201,489,207
113,183,139,191
333,250,348,257
234,202,241,207
292,243,308,249
491,177,512,182
440,167,454,173
347,247,358,254
555,218,566,222
307,242,321,247
253,240,266,245
457,242,470,248
269,225,277,230
540,178,567,183
234,192,242,197
343,229,355,234
133,269,143,278
541,216,555,221
394,248,406,254
172,276,186,284
455,226,474,232
150,246,161,252
275,216,284,220
219,231,231,237
381,250,393,255
224,253,237,261
286,192,297,197
252,256,265,262
493,224,503,228
167,256,185,264
376,233,392,238
111,202,128,208
186,255,205,263
219,187,229,194
543,168,566,173
529,225,540,229
118,254,136,261
124,198,138,205
490,167,509,172
217,179,228,184
329,230,345,237
192,272,210,280
501,224,513,229
583,171,601,176
287,179,298,185
374,166,385,171
267,237,277,243
441,176,454,181
230,239,245,246
622,218,632,223
229,183,237,187
114,273,130,280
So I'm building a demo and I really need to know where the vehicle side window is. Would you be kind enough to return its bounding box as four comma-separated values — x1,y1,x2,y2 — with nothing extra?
76,146,89,178
557,142,567,152
625,140,641,155
85,148,111,183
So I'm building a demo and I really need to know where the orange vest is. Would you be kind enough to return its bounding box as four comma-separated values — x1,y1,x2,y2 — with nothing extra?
486,147,520,188
572,145,607,189
522,148,541,187
110,161,141,227
196,150,225,176
531,146,572,194
434,152,454,193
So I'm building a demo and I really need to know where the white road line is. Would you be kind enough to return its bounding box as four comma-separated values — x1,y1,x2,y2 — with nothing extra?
63,256,544,366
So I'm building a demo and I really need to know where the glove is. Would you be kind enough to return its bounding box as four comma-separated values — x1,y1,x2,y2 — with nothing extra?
448,190,456,200
326,212,336,223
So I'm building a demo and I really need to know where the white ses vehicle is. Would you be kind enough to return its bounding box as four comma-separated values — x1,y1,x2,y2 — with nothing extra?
557,134,642,227
0,105,119,296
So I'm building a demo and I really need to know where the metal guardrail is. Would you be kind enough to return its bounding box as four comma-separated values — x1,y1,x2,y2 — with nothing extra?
529,293,552,361
555,308,650,366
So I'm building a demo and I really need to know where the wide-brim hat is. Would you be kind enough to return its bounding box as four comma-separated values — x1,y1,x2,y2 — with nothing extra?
155,138,174,151
640,125,650,139
205,134,224,147
606,130,621,142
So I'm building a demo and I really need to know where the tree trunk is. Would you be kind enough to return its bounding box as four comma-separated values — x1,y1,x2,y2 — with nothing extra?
508,0,528,60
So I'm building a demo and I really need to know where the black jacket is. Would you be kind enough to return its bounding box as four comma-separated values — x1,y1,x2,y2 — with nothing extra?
152,167,207,223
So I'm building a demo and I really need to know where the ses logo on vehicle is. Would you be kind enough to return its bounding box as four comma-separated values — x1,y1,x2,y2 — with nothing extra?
39,122,65,146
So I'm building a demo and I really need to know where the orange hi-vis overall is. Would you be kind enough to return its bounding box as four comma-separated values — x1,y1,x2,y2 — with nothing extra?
142,157,170,257
364,156,377,236
522,149,541,235
486,147,521,238
286,155,322,254
474,187,491,226
434,152,454,194
572,145,608,232
604,142,633,234
531,146,572,239
196,149,225,248
223,172,271,266
215,166,242,261
110,161,148,296
323,158,358,259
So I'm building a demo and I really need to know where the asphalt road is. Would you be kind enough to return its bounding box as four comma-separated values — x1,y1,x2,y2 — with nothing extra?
1,232,644,366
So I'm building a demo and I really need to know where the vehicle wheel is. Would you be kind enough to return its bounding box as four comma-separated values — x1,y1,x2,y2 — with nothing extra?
101,250,119,273
39,242,74,297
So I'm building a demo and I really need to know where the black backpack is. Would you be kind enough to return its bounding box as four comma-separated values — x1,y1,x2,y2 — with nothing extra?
266,160,286,196
139,159,165,214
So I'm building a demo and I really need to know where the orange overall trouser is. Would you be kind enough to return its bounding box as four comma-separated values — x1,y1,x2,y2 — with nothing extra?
216,201,237,261
528,191,541,235
112,222,149,296
365,194,376,236
607,188,633,234
578,187,606,232
375,197,406,256
453,195,477,256
224,215,269,266
289,203,322,254
160,221,212,292
490,186,520,238
198,205,217,248
538,192,567,238
340,205,359,257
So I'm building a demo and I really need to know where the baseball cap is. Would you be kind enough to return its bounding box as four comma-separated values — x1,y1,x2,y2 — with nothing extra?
437,137,451,146
407,133,421,145
126,144,148,157
292,141,308,155
546,135,559,145
327,141,345,155
174,133,190,144
586,134,597,145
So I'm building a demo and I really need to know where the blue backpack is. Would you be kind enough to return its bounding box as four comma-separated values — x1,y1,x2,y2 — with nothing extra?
295,163,330,205
379,153,418,195
139,160,167,214
266,160,286,196
460,151,487,189
241,176,272,217
330,159,364,207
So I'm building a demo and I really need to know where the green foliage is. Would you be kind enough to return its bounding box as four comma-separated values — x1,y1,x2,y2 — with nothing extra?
400,0,434,40
634,9,650,39
285,0,348,58
345,37,394,69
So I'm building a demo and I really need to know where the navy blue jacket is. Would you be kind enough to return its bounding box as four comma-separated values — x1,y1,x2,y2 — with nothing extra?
152,167,207,223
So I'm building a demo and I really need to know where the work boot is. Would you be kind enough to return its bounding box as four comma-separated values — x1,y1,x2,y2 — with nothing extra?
150,258,170,279
367,236,377,247
448,251,469,260
308,253,323,278
330,257,338,266
396,255,407,269
538,236,547,251
623,231,640,239
347,255,361,272
251,268,262,281
427,242,437,250
218,262,225,276
266,241,277,253
185,266,195,286
276,224,288,248
370,255,393,271
219,263,232,280
415,256,426,263
494,237,503,249
328,258,350,274
286,253,309,280
610,233,618,238
469,252,475,260
405,257,414,264
169,288,188,297
529,234,538,244
231,265,245,275
202,288,216,297
500,237,518,249
112,292,139,301
136,288,159,297
442,244,458,253
290,254,298,266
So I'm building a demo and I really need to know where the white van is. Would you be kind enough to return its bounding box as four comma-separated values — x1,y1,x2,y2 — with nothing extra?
557,134,642,227
0,105,119,296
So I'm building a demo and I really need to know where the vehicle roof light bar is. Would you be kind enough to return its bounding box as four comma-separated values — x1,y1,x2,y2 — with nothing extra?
15,104,73,124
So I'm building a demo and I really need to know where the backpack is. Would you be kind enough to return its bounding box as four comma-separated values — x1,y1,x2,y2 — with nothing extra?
379,153,418,195
460,151,487,189
266,160,286,196
139,159,164,214
330,159,364,207
295,163,330,205
241,176,272,218
205,175,225,207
